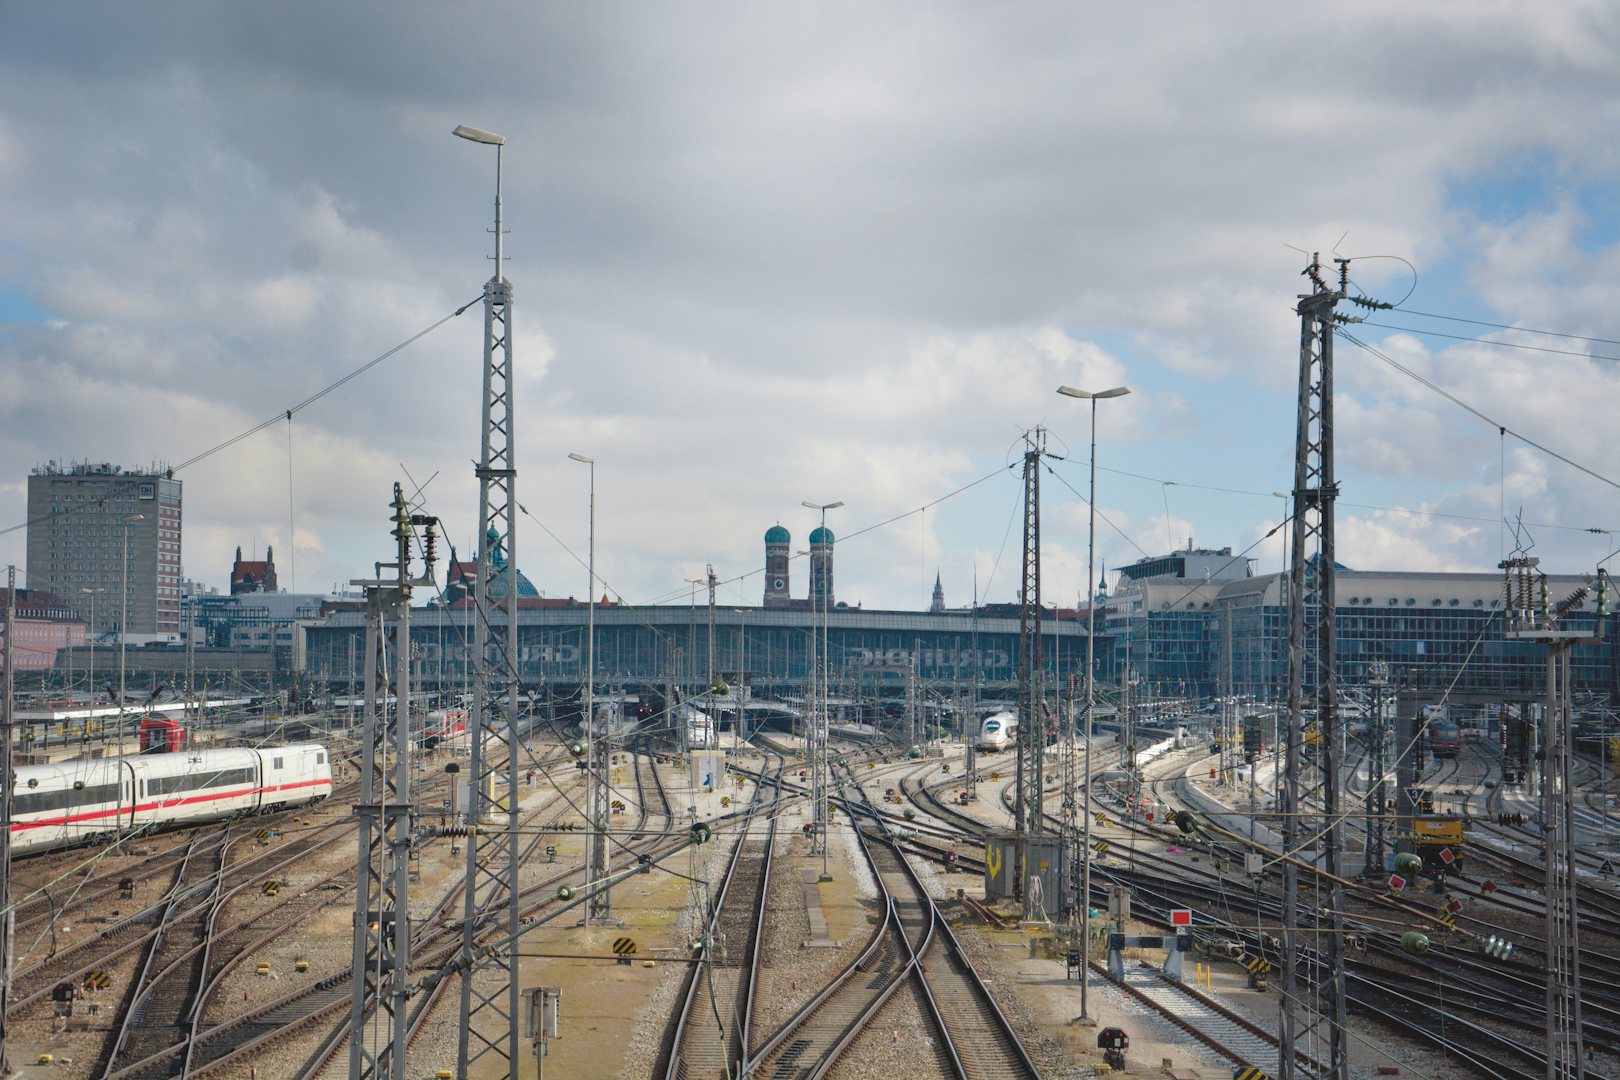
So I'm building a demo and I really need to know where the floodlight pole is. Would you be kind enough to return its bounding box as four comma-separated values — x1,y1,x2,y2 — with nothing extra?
1058,383,1130,1018
452,122,525,1080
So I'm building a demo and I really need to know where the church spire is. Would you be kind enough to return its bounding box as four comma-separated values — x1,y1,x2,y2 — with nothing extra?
929,569,945,613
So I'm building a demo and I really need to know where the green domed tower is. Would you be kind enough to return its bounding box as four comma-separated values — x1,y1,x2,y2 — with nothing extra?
809,525,835,611
764,524,792,608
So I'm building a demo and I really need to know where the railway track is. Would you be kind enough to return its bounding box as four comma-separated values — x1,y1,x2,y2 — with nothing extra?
96,830,233,1079
662,759,781,1080
872,838,1039,1080
745,758,1039,1080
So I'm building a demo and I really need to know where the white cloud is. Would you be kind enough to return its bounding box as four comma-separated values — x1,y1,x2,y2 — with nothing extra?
1,4,1619,609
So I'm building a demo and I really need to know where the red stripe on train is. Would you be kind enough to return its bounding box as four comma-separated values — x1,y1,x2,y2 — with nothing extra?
11,778,333,832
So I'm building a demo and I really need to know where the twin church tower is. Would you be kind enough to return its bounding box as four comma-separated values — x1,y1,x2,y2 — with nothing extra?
762,524,835,611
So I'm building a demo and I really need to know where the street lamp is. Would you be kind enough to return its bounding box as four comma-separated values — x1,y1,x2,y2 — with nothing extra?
803,499,843,883
1057,383,1129,1022
452,125,506,274
119,514,145,749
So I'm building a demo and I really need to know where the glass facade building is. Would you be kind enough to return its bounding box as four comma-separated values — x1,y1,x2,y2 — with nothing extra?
303,603,1089,698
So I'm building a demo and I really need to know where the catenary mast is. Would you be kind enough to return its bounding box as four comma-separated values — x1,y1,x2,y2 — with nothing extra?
1279,254,1348,1080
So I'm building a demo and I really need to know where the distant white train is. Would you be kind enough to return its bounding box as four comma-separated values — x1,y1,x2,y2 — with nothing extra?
978,710,1019,752
680,703,714,749
578,699,642,742
9,743,332,856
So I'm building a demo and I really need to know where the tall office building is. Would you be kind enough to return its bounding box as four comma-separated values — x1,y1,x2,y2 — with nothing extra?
25,462,183,635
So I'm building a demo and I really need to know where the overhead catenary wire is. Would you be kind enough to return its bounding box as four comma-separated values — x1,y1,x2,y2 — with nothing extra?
1380,306,1620,349
1339,329,1620,496
1353,319,1620,363
0,296,481,543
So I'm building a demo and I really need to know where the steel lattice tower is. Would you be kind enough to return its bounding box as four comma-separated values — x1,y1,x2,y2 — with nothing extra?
1279,254,1349,1080
348,487,437,1080
1014,430,1045,920
454,125,525,1079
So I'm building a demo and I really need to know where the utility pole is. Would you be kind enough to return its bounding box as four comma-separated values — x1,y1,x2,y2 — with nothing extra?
1,568,15,1078
804,501,841,883
452,122,525,1079
907,643,919,752
1279,254,1349,1080
1059,674,1079,919
1363,662,1389,875
706,563,718,748
347,487,438,1080
1014,428,1045,921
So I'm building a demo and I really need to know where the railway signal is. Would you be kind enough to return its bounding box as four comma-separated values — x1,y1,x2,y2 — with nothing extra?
1098,1027,1129,1071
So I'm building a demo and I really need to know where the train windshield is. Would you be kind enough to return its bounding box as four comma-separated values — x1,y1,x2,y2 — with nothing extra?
984,720,1001,733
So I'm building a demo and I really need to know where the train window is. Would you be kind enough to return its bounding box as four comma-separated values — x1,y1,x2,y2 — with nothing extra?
316,752,327,765
14,782,119,816
147,767,256,796
273,757,284,770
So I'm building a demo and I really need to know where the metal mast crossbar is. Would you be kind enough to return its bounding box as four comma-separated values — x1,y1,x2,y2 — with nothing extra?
1280,254,1349,1080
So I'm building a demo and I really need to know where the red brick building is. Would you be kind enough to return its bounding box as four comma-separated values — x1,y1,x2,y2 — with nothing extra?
231,546,278,595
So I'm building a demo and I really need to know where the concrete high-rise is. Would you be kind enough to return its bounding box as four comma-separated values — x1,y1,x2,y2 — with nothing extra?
25,462,183,635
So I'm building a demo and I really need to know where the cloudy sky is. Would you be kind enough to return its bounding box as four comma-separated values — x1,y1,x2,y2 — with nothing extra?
2,4,1619,613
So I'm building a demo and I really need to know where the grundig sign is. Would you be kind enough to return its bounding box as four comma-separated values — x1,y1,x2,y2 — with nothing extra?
846,647,1011,672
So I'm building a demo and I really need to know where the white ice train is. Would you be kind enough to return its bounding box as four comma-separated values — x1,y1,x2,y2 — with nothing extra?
578,700,644,742
978,710,1019,752
8,744,333,856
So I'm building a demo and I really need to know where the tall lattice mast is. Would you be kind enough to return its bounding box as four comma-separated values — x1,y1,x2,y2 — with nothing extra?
1279,254,1349,1080
1015,429,1045,920
347,486,438,1080
453,123,525,1079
